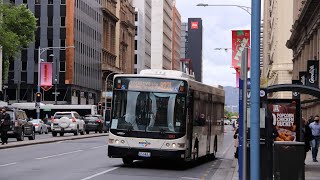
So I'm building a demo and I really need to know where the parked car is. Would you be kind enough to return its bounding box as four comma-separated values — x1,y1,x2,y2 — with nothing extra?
51,111,85,137
84,114,106,134
4,107,35,141
29,119,48,134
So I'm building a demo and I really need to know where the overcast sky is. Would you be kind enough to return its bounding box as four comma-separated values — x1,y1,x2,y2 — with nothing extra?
176,0,251,87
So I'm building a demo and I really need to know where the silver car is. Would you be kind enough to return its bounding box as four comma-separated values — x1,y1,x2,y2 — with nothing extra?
30,119,48,134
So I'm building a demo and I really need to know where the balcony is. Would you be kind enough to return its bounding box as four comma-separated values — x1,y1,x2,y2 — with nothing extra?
102,0,118,22
102,48,119,72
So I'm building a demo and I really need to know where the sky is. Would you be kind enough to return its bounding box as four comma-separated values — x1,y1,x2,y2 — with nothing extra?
175,0,251,87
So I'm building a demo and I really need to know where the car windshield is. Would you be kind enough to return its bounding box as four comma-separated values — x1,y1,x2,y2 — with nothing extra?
111,91,186,133
54,113,72,119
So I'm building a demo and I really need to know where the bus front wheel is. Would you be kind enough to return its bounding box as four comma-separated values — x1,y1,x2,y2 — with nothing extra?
122,157,133,166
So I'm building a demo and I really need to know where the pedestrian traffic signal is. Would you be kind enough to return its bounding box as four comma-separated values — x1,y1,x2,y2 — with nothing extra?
36,92,42,102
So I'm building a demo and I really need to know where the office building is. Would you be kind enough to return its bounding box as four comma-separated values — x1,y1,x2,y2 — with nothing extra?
171,1,181,71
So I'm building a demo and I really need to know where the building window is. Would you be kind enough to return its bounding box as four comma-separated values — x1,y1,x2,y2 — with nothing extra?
23,0,27,3
35,0,40,4
61,17,66,27
36,18,40,26
134,54,137,64
60,0,66,5
35,39,40,48
60,39,66,47
48,17,53,26
60,62,66,72
135,26,137,36
48,39,53,47
48,0,53,4
135,40,137,50
10,0,15,4
135,12,138,21
22,62,27,71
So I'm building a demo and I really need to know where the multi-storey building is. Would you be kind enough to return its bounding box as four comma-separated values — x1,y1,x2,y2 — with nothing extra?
180,22,193,75
151,0,173,70
262,0,293,98
101,0,118,102
116,0,135,74
187,18,203,82
171,1,181,71
287,0,320,117
132,0,152,74
5,0,102,105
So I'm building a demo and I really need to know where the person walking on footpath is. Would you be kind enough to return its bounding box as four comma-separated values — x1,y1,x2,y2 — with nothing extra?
302,117,313,164
0,108,11,145
308,115,315,125
309,115,320,162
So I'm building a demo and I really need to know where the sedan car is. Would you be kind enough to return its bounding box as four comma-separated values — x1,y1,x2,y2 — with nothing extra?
30,119,48,134
84,115,106,134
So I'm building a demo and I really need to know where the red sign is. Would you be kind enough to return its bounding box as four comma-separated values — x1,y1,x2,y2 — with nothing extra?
40,62,53,91
232,30,250,69
191,21,198,29
235,68,240,88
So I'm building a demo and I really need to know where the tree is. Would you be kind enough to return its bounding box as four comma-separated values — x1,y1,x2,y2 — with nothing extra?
0,2,37,81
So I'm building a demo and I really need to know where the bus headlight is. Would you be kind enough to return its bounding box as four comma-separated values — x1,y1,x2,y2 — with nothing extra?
121,140,125,144
178,143,185,148
166,143,170,147
115,139,120,144
172,143,176,148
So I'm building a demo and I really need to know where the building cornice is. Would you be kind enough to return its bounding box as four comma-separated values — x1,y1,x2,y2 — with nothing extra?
286,0,319,51
102,8,119,22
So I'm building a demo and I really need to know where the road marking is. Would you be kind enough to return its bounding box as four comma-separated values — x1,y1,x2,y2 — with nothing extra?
36,150,83,160
221,140,235,157
0,162,17,167
90,145,107,149
181,177,202,180
80,167,119,180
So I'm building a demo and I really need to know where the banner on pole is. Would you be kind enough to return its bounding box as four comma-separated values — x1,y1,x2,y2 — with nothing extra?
236,68,240,88
232,30,251,69
40,62,53,91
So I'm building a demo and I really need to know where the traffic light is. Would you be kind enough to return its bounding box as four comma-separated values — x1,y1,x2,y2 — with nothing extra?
36,92,42,102
98,103,102,110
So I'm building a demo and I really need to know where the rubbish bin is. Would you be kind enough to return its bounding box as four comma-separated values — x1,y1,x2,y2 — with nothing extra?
273,141,305,180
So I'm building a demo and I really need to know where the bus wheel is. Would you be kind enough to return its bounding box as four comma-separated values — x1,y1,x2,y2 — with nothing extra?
122,157,133,166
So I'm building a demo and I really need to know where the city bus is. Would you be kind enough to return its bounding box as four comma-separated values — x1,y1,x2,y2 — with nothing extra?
107,69,225,165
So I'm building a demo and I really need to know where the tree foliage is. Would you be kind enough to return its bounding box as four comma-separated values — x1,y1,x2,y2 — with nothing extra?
0,2,37,81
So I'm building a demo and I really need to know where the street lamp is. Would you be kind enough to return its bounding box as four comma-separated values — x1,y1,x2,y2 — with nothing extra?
49,54,59,105
37,46,74,118
196,3,251,15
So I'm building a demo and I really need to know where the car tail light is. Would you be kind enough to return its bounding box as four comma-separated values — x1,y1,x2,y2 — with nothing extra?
51,117,54,123
72,117,76,122
34,124,39,126
96,120,101,123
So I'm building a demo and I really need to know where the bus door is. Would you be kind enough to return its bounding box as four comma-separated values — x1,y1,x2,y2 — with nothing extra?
185,92,194,159
206,116,212,154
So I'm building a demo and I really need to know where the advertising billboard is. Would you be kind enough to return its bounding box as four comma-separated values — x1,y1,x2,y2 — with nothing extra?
267,99,300,142
232,30,250,69
40,62,53,91
306,60,319,87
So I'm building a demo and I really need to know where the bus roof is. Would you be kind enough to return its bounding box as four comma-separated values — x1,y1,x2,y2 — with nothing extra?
10,103,96,110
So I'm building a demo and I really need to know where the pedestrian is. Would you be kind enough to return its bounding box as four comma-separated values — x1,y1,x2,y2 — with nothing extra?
308,115,314,125
309,115,320,162
233,127,239,159
302,117,313,164
0,108,11,145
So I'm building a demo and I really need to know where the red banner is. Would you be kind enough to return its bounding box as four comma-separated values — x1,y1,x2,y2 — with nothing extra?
40,62,53,91
235,68,240,88
232,30,250,69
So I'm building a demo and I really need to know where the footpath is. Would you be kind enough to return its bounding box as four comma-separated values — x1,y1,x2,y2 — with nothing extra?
228,150,320,180
0,133,108,150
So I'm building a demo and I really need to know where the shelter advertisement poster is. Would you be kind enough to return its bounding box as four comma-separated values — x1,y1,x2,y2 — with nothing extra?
40,62,53,91
268,99,300,142
232,30,251,69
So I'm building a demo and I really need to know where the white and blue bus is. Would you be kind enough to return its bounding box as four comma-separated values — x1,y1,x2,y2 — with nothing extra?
107,70,225,165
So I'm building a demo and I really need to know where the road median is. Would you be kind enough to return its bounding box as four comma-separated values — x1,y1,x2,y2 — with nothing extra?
0,133,108,150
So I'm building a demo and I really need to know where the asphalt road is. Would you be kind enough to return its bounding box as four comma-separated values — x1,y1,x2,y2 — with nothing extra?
0,125,235,180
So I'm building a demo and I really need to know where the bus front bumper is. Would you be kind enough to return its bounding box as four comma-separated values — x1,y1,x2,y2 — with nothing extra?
108,146,185,160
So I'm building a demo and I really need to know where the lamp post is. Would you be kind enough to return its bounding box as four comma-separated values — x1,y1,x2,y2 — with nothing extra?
37,46,74,118
49,54,59,105
196,3,251,15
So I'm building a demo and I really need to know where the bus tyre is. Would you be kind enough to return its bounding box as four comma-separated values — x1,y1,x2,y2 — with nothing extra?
52,132,57,137
60,132,64,136
122,158,133,166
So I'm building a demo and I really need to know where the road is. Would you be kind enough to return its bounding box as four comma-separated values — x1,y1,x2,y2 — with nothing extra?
0,125,235,180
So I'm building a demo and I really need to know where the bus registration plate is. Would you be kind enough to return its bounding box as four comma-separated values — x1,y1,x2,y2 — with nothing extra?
138,152,151,157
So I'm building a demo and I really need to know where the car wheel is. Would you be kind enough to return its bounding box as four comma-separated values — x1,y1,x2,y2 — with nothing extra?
28,130,35,140
99,129,103,133
16,129,24,141
122,158,134,166
80,130,84,135
95,130,98,133
52,131,57,137
86,130,90,134
60,132,64,136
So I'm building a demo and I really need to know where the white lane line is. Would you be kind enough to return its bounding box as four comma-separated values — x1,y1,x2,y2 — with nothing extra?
90,145,107,149
36,150,83,160
80,167,119,180
181,177,202,180
221,140,234,157
0,162,17,167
